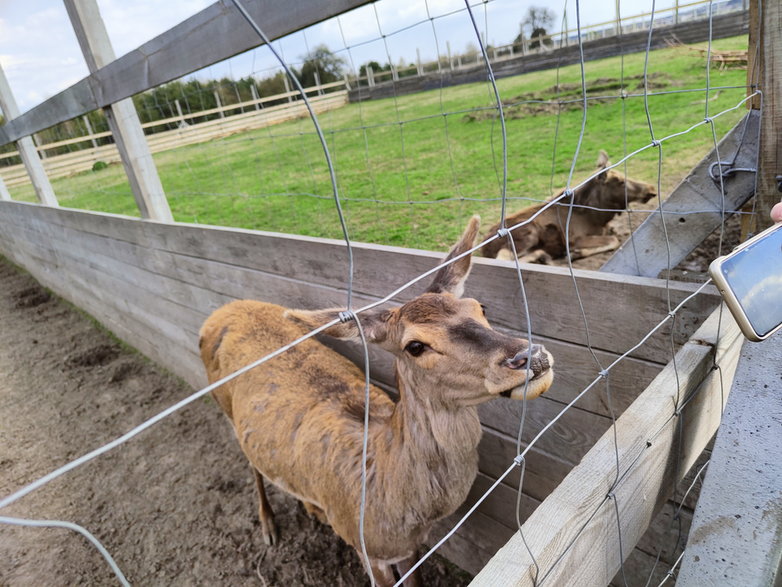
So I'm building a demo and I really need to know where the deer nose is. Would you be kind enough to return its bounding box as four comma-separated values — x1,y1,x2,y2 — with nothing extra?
503,345,545,371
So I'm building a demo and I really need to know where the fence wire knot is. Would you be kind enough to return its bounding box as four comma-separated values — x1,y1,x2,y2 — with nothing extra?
563,189,574,200
651,139,662,148
513,454,526,467
668,311,677,320
497,227,510,238
338,310,356,323
598,369,609,379
703,116,714,125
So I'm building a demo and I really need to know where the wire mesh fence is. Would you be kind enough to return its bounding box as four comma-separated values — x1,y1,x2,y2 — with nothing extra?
0,0,768,584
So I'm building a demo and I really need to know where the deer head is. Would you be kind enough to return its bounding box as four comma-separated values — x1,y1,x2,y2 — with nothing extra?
286,216,554,403
594,150,657,206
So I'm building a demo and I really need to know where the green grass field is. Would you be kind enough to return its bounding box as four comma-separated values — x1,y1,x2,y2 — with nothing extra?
9,36,750,252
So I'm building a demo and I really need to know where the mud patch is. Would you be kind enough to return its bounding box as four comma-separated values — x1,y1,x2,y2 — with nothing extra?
13,286,51,309
65,343,121,368
464,73,676,121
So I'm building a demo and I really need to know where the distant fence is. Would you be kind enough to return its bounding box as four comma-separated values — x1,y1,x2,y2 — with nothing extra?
349,9,749,102
0,84,347,188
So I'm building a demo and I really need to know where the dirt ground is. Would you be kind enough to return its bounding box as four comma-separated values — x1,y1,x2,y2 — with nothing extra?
0,258,469,586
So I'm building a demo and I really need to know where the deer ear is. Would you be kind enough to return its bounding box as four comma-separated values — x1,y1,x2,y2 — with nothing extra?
596,150,610,170
284,307,392,343
427,215,480,297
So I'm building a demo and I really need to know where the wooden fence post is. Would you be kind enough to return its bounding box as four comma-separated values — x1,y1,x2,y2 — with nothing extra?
250,84,261,110
82,115,99,148
0,65,58,206
0,176,11,200
752,0,780,230
213,91,225,118
63,0,172,223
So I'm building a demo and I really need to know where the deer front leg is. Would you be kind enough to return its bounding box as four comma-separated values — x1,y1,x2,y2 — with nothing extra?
364,557,397,587
253,468,279,546
571,235,620,259
395,552,423,587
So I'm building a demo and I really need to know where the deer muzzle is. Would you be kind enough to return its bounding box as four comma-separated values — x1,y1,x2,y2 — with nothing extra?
502,344,550,379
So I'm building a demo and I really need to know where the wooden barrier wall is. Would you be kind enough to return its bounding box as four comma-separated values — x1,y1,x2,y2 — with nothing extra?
0,201,721,575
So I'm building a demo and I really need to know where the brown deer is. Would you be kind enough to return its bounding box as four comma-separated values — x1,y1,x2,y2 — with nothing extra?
199,216,554,586
481,151,656,263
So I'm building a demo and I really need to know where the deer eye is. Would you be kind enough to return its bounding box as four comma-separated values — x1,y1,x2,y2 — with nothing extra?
404,341,427,357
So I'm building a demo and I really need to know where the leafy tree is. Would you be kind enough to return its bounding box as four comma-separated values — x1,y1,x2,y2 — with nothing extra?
296,45,345,88
514,6,556,50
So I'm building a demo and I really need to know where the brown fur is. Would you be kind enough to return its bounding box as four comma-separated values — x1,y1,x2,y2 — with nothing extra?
481,151,656,263
199,216,554,586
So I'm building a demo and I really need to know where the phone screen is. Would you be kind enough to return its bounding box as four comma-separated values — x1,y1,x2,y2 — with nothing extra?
716,225,782,338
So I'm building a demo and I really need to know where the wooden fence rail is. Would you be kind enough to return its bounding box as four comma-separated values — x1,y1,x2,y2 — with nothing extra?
0,91,347,188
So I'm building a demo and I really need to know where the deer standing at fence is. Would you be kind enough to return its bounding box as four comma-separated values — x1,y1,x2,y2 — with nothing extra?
481,151,656,263
199,216,554,586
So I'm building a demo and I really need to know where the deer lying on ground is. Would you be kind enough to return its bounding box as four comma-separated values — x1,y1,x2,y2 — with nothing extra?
199,216,554,586
481,151,656,263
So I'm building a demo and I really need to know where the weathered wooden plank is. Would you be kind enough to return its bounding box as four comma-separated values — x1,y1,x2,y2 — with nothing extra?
601,111,760,277
471,308,744,586
16,204,719,364
476,427,574,503
0,0,372,145
753,0,781,230
478,395,613,466
430,474,539,575
0,66,57,205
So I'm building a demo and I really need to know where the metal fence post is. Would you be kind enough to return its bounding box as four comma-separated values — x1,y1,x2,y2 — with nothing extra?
0,65,58,206
63,0,173,222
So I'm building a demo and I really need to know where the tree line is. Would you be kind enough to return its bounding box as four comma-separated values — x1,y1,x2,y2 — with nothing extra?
0,6,556,167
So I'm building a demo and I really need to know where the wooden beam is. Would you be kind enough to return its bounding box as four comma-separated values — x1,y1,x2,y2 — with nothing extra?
0,66,57,206
0,0,374,145
64,0,173,223
601,112,760,277
471,307,743,586
753,0,781,230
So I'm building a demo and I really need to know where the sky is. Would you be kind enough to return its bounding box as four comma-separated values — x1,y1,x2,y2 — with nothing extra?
0,0,676,116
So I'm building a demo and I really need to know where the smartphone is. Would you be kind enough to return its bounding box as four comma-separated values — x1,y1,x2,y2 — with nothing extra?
709,222,782,342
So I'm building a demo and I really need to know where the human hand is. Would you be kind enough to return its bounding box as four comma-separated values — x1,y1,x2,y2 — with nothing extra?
772,201,782,224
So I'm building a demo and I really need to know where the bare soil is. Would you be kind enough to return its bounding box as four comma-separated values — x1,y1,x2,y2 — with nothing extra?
0,258,469,586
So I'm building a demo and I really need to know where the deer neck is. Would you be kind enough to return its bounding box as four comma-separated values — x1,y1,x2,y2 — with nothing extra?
378,365,483,512
572,183,621,226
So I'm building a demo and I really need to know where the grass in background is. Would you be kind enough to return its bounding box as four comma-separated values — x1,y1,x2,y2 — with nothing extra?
9,36,750,252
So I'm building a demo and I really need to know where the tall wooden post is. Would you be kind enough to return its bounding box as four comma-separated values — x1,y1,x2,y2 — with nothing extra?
0,178,10,200
63,0,173,222
751,0,781,231
0,65,58,206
